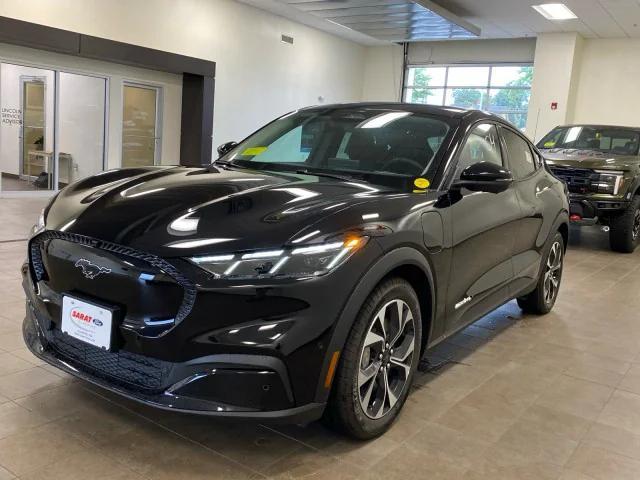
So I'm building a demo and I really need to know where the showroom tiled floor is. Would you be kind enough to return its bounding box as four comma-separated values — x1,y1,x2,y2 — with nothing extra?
1,198,640,479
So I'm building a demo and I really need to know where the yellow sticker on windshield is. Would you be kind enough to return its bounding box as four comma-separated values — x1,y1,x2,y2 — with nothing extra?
544,141,556,148
242,146,268,156
414,178,430,189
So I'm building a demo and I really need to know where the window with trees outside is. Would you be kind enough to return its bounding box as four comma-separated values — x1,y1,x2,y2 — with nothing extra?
403,65,533,131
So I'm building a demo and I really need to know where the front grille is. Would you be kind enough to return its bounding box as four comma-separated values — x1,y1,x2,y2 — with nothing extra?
29,231,197,325
46,328,173,393
549,166,598,194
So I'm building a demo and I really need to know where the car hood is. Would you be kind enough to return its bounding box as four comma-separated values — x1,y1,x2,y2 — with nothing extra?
541,148,640,170
44,165,397,257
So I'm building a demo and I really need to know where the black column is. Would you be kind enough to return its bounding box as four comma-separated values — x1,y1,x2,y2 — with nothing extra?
180,73,215,167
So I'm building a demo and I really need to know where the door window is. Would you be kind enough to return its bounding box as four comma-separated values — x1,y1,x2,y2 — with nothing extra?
122,84,160,167
501,128,536,180
22,80,46,178
454,123,502,180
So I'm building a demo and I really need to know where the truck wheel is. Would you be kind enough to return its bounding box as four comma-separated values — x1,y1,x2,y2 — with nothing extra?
517,232,564,314
609,195,640,253
323,278,422,439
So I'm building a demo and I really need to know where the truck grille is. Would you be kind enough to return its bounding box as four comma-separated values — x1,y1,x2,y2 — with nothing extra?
549,166,598,194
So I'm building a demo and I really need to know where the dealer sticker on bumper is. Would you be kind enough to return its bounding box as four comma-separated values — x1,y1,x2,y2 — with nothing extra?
61,296,113,350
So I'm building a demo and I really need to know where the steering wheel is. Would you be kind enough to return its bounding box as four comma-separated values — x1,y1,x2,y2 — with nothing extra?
380,157,424,175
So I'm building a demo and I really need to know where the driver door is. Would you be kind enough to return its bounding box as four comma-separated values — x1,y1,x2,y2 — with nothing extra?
444,123,522,334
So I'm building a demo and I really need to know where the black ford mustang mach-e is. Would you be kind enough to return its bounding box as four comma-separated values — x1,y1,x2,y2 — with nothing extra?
23,103,568,439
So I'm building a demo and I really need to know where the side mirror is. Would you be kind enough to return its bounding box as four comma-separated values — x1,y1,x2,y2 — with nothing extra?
217,141,238,158
453,161,513,194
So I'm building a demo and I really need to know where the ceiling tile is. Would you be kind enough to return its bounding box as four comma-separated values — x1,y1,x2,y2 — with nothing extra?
597,0,640,37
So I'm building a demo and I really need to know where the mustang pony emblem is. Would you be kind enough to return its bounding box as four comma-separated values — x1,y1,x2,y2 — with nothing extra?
74,259,111,279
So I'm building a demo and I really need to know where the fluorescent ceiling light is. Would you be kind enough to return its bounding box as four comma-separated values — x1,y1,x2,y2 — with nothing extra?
532,3,577,20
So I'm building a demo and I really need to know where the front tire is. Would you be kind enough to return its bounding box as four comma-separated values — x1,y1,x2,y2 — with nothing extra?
517,232,564,314
324,278,422,439
609,195,640,253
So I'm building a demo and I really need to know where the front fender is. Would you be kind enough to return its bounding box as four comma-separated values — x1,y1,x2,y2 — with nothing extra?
313,246,435,404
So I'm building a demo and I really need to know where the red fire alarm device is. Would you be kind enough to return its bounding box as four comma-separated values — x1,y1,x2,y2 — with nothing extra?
551,102,558,110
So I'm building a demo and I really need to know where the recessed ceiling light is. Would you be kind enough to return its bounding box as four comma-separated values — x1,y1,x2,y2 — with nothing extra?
532,3,578,20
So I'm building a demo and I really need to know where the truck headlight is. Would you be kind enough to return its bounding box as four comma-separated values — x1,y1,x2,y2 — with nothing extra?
189,236,367,279
594,170,624,195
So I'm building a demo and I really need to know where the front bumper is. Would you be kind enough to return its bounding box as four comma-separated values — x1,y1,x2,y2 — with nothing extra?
22,296,324,423
568,194,629,225
21,230,381,421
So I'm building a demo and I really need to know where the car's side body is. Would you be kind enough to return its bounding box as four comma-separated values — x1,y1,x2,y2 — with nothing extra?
22,104,569,424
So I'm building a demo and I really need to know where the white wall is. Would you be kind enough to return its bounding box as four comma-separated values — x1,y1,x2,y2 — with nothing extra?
0,0,366,153
361,45,404,102
526,35,640,141
526,33,583,141
572,38,640,127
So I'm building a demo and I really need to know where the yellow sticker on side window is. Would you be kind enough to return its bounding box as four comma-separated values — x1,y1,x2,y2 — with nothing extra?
543,141,556,148
242,147,268,156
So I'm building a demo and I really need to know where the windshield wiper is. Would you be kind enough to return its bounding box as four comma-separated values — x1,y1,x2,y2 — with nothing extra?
295,169,355,182
213,160,249,169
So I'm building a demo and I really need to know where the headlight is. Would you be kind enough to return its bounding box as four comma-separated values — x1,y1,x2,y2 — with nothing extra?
594,170,624,195
189,236,367,279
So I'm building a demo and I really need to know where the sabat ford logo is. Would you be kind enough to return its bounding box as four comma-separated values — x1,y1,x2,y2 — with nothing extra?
70,308,103,327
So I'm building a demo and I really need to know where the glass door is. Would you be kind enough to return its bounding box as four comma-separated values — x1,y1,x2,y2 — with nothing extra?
1,63,107,193
57,72,106,187
122,83,161,167
0,63,55,192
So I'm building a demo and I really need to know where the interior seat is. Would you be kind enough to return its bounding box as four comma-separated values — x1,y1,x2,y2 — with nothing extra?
345,129,387,171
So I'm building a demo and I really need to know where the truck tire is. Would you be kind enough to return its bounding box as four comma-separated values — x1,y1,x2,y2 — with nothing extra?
609,195,640,253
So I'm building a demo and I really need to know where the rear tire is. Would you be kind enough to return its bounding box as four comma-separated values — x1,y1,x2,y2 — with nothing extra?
323,278,422,440
517,232,564,315
609,195,640,253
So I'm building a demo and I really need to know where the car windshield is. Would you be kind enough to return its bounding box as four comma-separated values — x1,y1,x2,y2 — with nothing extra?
220,107,453,180
538,126,640,155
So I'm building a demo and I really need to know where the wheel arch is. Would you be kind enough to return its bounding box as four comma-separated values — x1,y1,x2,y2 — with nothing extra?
379,263,433,354
550,208,569,252
558,221,569,251
629,177,640,198
314,247,435,404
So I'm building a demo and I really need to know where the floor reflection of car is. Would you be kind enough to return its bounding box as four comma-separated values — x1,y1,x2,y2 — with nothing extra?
23,103,568,439
538,124,640,252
